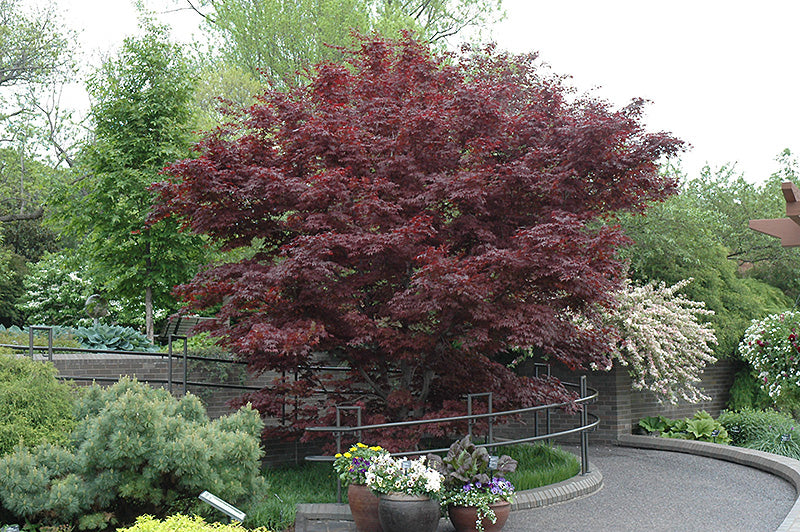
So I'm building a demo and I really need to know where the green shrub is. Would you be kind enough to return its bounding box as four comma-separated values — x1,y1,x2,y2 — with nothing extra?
637,411,731,443
0,325,82,350
744,430,800,460
117,513,271,531
0,354,78,456
0,378,265,530
727,368,773,411
15,250,94,327
718,408,797,446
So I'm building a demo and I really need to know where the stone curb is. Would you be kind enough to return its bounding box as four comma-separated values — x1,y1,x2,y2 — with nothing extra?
618,434,800,532
294,462,603,532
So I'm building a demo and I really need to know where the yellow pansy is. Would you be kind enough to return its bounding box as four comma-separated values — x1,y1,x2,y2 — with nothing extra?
335,453,342,458
357,442,367,448
344,452,352,458
369,446,382,451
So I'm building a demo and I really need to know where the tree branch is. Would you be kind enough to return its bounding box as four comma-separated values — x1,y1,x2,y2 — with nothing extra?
0,206,43,222
183,0,216,24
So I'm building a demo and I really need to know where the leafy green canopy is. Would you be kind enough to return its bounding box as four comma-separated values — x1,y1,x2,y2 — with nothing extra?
153,35,682,448
51,23,209,338
200,0,505,85
619,176,790,357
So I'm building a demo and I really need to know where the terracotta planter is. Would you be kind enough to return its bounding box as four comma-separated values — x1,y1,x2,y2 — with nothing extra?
348,484,383,532
448,501,511,532
378,492,440,532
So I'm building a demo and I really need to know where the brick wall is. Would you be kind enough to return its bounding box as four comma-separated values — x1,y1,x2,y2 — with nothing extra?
505,357,739,443
40,351,740,462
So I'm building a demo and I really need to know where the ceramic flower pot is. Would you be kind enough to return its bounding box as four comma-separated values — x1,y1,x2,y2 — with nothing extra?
348,483,383,532
377,492,440,532
448,501,511,532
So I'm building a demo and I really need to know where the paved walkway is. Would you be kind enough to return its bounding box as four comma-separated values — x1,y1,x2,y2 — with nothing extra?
299,442,798,531
438,445,796,532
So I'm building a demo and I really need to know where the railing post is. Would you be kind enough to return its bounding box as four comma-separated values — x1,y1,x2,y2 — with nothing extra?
334,406,362,503
281,371,287,425
467,393,492,443
168,335,174,394
335,409,343,503
534,363,552,441
28,326,54,361
47,327,53,361
580,375,590,475
181,336,188,396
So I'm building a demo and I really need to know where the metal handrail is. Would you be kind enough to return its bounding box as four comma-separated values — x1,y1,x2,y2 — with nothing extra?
306,383,596,435
305,375,599,502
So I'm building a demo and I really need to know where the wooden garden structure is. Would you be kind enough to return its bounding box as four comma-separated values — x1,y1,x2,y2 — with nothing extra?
750,181,800,246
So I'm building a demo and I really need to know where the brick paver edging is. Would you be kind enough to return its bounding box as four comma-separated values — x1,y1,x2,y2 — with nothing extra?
294,464,602,532
618,434,800,532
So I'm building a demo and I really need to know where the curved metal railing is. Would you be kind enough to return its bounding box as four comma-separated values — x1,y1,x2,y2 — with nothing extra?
305,373,599,501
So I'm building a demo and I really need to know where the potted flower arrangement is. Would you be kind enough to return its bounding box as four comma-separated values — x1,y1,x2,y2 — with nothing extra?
333,443,389,532
427,437,517,532
365,454,443,532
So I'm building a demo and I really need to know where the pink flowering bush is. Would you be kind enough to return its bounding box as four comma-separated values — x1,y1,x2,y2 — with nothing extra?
739,311,800,399
603,279,718,404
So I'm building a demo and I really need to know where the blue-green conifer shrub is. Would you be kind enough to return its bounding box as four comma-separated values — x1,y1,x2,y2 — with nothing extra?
0,377,265,530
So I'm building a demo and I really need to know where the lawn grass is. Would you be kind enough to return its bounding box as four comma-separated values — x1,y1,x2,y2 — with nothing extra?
502,443,581,490
245,443,579,531
244,461,339,531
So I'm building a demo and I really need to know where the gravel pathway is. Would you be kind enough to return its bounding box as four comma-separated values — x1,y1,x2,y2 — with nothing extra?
439,444,796,532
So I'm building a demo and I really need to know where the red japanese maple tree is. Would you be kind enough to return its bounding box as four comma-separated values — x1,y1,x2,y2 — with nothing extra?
152,35,683,447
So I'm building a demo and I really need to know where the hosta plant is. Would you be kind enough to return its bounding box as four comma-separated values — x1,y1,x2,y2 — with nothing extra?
71,324,159,352
638,411,730,444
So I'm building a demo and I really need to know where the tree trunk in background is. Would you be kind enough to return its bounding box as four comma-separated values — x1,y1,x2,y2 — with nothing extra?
145,286,153,341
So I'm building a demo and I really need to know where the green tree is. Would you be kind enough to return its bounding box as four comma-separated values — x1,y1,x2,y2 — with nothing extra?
53,23,207,340
0,0,70,89
620,180,790,357
665,155,800,301
0,245,26,326
190,0,504,87
0,378,264,530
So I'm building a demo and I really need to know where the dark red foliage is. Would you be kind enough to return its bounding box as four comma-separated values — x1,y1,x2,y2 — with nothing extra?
151,35,682,448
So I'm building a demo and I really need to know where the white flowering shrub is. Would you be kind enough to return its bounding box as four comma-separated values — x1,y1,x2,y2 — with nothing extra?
739,311,800,399
604,279,718,404
16,251,93,326
365,454,442,497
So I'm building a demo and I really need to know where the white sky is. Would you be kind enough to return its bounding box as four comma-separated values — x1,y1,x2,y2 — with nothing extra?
59,0,800,184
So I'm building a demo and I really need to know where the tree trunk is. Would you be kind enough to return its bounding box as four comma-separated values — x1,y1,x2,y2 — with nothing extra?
145,285,154,341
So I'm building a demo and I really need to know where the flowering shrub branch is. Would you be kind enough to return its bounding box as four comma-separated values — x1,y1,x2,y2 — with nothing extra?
603,279,717,404
739,310,800,399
